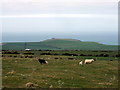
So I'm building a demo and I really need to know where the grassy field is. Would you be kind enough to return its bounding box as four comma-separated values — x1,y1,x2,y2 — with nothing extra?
2,50,119,88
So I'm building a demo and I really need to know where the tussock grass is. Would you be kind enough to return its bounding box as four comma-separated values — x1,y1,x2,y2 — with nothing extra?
2,56,118,88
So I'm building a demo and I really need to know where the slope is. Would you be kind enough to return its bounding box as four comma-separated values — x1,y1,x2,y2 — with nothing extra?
2,39,118,50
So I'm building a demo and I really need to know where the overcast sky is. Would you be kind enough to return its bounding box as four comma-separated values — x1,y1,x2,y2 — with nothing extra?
0,0,118,45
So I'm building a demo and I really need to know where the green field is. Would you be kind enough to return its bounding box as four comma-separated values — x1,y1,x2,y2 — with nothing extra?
2,50,119,88
2,39,118,50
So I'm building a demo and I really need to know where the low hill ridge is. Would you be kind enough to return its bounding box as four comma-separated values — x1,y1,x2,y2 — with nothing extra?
43,38,81,42
2,38,118,50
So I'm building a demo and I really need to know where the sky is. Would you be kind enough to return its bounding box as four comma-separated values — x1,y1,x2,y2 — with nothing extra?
0,0,119,45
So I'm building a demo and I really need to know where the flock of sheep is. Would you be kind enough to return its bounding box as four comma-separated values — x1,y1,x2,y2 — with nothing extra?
38,58,96,65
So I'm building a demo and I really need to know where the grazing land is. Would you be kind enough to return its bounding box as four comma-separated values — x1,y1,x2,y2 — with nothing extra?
2,50,119,88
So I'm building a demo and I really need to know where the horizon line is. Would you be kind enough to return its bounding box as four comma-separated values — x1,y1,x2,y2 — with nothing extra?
1,39,118,45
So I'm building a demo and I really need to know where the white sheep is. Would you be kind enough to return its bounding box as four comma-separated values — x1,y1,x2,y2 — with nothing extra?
84,59,95,64
79,61,83,65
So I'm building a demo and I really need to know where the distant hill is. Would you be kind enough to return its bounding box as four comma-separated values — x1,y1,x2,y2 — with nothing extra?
2,38,118,50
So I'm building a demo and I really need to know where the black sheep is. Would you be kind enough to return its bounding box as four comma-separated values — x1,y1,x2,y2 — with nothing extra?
38,59,48,64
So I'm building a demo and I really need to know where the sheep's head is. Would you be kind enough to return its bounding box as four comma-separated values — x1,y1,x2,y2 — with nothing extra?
94,59,96,61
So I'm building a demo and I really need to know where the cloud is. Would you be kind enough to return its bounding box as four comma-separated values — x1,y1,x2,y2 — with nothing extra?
1,0,117,16
0,14,117,18
1,0,118,3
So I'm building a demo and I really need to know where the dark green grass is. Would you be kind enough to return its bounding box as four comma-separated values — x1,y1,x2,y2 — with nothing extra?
3,50,118,58
2,56,118,88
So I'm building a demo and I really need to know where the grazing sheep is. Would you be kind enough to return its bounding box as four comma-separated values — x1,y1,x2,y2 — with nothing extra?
38,59,48,64
26,82,39,88
26,82,34,88
84,59,96,64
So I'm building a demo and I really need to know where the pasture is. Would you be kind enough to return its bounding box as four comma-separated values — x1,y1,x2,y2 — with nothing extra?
2,50,119,88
